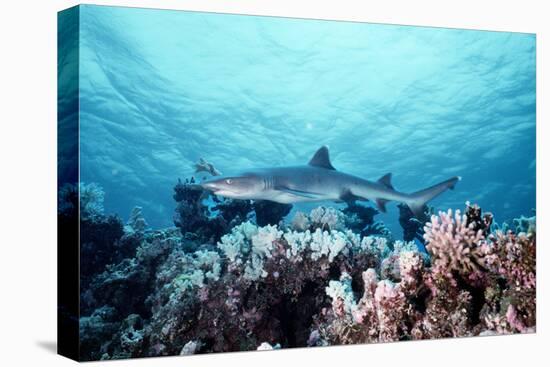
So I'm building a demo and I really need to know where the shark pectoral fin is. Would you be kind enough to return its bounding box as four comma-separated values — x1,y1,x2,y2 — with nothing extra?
340,189,366,205
377,173,394,190
275,186,325,199
375,198,389,213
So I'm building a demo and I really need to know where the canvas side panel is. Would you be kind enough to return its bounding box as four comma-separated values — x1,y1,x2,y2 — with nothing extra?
57,5,80,361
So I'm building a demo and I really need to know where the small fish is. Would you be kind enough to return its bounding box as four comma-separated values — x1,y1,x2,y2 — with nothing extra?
194,158,222,176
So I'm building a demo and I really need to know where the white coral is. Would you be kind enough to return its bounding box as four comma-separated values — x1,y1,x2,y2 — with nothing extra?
218,222,283,281
194,250,221,281
217,221,259,262
244,255,267,280
180,340,199,355
240,221,260,240
283,228,355,262
218,232,244,262
310,229,349,262
188,270,205,287
291,211,310,231
325,272,357,317
251,224,282,258
360,236,391,257
172,269,205,293
257,342,281,350
310,206,345,230
393,240,419,253
283,230,312,259
242,225,283,280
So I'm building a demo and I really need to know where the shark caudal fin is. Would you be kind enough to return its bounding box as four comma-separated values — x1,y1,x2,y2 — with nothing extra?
406,176,461,217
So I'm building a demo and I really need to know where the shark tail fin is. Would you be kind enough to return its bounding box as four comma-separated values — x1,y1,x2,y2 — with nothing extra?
406,176,461,217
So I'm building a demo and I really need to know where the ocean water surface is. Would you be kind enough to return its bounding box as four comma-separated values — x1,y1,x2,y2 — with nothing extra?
76,5,536,234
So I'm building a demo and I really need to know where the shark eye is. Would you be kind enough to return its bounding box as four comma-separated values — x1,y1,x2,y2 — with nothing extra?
225,179,233,185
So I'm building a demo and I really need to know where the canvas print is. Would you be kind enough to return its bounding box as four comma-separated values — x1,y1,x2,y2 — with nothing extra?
57,5,536,361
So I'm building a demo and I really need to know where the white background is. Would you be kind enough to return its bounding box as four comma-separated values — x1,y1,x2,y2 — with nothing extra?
0,0,547,366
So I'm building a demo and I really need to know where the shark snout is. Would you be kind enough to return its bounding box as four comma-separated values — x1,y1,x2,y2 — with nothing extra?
201,181,220,192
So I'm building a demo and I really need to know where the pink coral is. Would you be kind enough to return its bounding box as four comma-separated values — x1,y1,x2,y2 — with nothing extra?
374,280,407,342
424,209,487,276
491,231,536,289
399,251,423,289
506,305,526,332
318,204,536,346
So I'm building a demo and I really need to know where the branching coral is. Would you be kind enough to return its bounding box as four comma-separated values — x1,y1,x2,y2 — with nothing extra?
325,273,357,319
424,208,487,277
489,231,536,290
219,221,355,280
493,214,536,236
320,243,421,345
58,182,105,220
79,182,106,220
342,203,379,233
173,178,229,242
398,203,431,243
125,206,149,234
314,203,535,346
512,215,536,235
309,206,345,231
78,195,536,360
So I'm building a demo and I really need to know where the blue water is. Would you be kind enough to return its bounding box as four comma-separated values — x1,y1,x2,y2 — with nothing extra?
77,5,536,235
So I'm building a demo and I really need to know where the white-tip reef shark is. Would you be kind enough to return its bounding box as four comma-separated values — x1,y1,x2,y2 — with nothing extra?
200,146,460,217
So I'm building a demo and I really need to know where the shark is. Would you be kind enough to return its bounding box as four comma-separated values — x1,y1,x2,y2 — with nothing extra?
200,146,460,217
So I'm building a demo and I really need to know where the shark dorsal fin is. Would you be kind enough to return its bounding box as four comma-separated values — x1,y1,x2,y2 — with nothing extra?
378,173,394,189
308,146,335,170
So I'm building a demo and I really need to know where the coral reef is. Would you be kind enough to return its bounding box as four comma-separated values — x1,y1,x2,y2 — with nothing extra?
173,178,293,244
59,183,133,295
125,206,149,234
342,203,378,233
311,204,535,345
173,177,229,243
253,200,293,227
493,214,536,236
398,203,431,243
77,182,536,360
58,182,106,220
424,207,487,277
